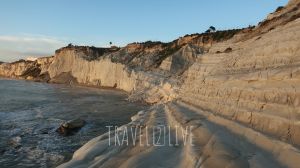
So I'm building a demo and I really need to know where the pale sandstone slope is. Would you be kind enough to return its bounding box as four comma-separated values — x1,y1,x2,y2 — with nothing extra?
0,1,300,167
58,1,300,168
180,8,300,147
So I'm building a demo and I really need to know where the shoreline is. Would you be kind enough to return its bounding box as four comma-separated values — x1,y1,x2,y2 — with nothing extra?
1,1,300,166
0,76,151,108
0,77,148,167
0,76,130,94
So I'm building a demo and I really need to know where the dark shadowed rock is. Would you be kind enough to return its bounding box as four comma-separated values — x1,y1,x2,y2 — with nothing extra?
56,119,86,136
50,72,78,85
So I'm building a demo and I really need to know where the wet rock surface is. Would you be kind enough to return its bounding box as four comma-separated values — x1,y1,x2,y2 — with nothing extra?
56,119,86,136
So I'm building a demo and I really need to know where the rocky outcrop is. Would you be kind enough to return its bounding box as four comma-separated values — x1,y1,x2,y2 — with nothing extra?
0,57,53,81
179,15,300,147
58,1,300,168
47,47,136,92
56,119,86,136
239,0,300,41
0,24,240,93
1,1,300,167
160,44,202,75
0,60,36,77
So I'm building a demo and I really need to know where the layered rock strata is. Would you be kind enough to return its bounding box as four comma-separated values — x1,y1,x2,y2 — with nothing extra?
1,1,300,167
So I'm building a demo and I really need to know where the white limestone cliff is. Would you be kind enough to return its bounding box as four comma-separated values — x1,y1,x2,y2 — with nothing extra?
1,0,300,167
58,1,300,168
47,48,137,92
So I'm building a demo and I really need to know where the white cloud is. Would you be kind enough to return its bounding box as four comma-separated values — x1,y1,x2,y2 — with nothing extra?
0,34,67,62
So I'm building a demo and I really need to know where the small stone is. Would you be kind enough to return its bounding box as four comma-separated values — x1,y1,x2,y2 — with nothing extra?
138,110,145,115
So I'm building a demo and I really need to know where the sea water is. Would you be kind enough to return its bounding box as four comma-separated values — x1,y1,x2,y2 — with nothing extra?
0,78,145,168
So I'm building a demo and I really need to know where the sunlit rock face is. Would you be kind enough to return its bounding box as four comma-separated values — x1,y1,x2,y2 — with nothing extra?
2,1,300,167
58,1,300,167
179,2,300,147
47,47,137,92
0,60,36,77
25,57,38,61
0,57,53,81
288,0,299,6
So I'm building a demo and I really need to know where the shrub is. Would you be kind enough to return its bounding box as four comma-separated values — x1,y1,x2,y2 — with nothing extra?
275,6,284,12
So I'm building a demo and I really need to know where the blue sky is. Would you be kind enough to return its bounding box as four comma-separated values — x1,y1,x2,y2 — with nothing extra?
0,0,288,62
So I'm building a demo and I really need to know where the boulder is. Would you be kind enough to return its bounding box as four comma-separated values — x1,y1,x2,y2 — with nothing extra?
56,119,86,136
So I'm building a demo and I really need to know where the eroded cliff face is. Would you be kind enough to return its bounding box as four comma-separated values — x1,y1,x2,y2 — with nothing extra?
48,48,136,92
0,60,36,77
0,25,240,95
0,57,53,81
1,1,300,167
58,1,300,168
0,25,232,102
45,46,178,103
180,10,300,146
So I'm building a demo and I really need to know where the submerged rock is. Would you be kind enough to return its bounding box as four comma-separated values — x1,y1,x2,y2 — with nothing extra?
56,119,86,136
8,136,22,148
36,127,53,134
